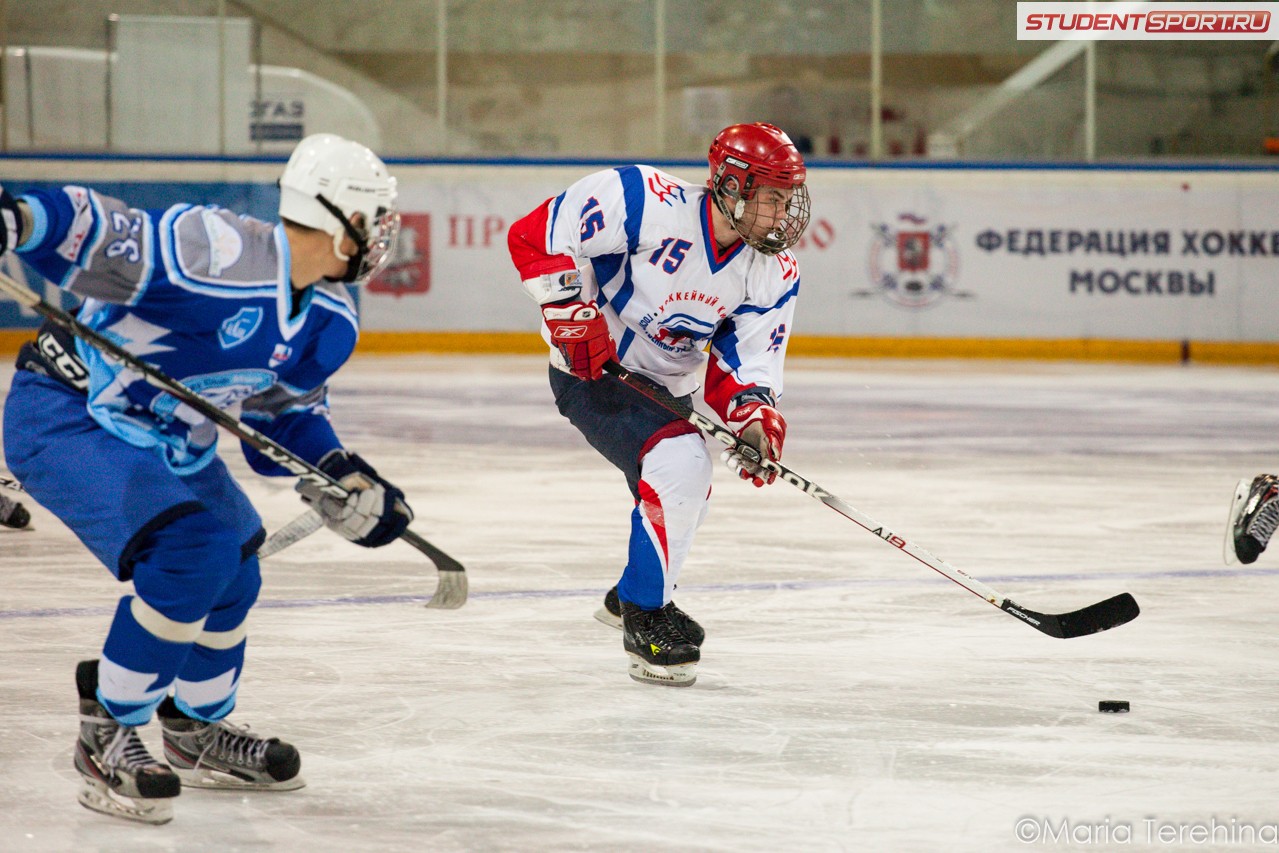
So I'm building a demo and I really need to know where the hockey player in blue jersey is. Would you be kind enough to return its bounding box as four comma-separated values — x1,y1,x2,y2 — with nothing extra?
507,122,810,687
0,133,412,824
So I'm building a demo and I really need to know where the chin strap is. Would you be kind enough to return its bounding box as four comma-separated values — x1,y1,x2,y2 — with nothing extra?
313,193,367,283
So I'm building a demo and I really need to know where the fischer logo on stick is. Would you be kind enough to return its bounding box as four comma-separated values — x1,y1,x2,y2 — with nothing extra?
1018,2,1279,39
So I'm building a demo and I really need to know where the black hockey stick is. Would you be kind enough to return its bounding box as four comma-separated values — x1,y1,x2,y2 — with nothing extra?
603,361,1138,638
0,270,467,608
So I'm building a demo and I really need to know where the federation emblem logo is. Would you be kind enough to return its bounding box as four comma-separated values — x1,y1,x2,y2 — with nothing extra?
367,213,430,297
856,214,968,309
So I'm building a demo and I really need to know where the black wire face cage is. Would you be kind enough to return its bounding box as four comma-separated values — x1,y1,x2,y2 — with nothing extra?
713,178,811,256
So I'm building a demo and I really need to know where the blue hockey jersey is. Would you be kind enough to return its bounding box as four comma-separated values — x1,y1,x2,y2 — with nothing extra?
16,185,356,475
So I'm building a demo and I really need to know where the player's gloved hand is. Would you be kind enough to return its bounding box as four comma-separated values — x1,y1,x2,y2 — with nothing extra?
542,301,616,381
297,449,413,548
722,398,787,487
0,186,24,254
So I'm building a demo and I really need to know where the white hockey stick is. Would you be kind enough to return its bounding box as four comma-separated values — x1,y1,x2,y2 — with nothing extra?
258,510,325,559
0,270,466,607
1,469,323,557
603,361,1139,639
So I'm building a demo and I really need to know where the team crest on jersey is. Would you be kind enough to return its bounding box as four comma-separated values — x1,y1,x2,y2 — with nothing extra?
857,214,969,310
218,306,263,348
647,173,687,207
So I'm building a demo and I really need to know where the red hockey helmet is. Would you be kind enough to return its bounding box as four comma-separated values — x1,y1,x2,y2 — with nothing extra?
708,123,810,255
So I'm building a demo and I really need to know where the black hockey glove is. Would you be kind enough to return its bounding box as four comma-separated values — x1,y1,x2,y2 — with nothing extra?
297,449,413,548
0,186,24,254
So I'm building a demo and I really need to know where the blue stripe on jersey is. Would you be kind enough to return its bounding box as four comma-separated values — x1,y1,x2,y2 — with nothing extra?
590,253,625,289
311,291,359,335
710,318,744,371
548,192,566,249
606,167,646,315
700,194,745,274
616,327,636,360
731,276,801,315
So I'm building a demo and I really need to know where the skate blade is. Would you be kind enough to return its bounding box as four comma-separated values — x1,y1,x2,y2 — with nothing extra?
174,766,306,791
1224,478,1250,566
78,779,175,825
627,654,697,687
593,607,622,631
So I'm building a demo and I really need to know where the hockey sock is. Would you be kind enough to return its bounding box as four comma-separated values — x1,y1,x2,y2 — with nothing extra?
617,434,711,609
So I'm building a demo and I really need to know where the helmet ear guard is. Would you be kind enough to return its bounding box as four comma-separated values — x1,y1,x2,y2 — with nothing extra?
708,123,810,255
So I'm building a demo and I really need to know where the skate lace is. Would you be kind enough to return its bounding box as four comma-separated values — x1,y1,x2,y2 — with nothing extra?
1248,492,1279,545
198,722,273,769
87,719,161,772
646,607,687,648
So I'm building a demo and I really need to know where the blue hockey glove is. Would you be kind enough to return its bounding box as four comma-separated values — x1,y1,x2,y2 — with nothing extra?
297,449,413,548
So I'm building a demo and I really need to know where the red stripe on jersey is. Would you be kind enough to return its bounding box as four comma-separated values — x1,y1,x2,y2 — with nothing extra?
507,198,578,279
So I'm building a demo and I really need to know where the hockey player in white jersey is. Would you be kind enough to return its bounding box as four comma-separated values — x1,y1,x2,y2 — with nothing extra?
508,122,810,687
0,134,412,823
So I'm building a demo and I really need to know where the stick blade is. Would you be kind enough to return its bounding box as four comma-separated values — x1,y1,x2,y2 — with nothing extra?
1003,592,1140,639
425,568,468,610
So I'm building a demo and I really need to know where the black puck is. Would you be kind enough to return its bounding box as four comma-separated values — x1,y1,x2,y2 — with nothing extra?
1098,700,1130,713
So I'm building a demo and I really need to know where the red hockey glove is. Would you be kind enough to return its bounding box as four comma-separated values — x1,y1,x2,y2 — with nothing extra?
723,400,787,487
542,301,616,381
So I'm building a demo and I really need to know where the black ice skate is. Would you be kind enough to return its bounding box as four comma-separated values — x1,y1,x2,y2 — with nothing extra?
158,697,304,791
73,660,180,825
1227,474,1279,565
621,601,700,687
0,494,29,529
595,585,705,646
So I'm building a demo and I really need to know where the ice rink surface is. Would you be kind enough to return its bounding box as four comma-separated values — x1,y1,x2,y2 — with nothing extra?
3,354,1279,853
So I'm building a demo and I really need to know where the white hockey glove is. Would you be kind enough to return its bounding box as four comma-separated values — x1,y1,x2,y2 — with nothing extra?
297,449,413,548
721,393,787,488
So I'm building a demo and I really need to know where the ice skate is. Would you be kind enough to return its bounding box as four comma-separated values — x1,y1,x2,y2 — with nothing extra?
621,601,700,687
1226,474,1279,565
159,698,304,791
595,585,705,646
0,494,29,529
74,661,180,825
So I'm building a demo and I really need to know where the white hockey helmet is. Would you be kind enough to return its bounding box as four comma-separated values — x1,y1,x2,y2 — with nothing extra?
278,133,400,283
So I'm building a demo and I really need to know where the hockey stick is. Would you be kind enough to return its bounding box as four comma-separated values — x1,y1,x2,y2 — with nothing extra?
603,361,1139,639
257,509,324,559
0,468,320,557
0,270,467,608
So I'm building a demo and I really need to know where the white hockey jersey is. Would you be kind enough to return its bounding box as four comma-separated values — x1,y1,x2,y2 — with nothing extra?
509,165,800,415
